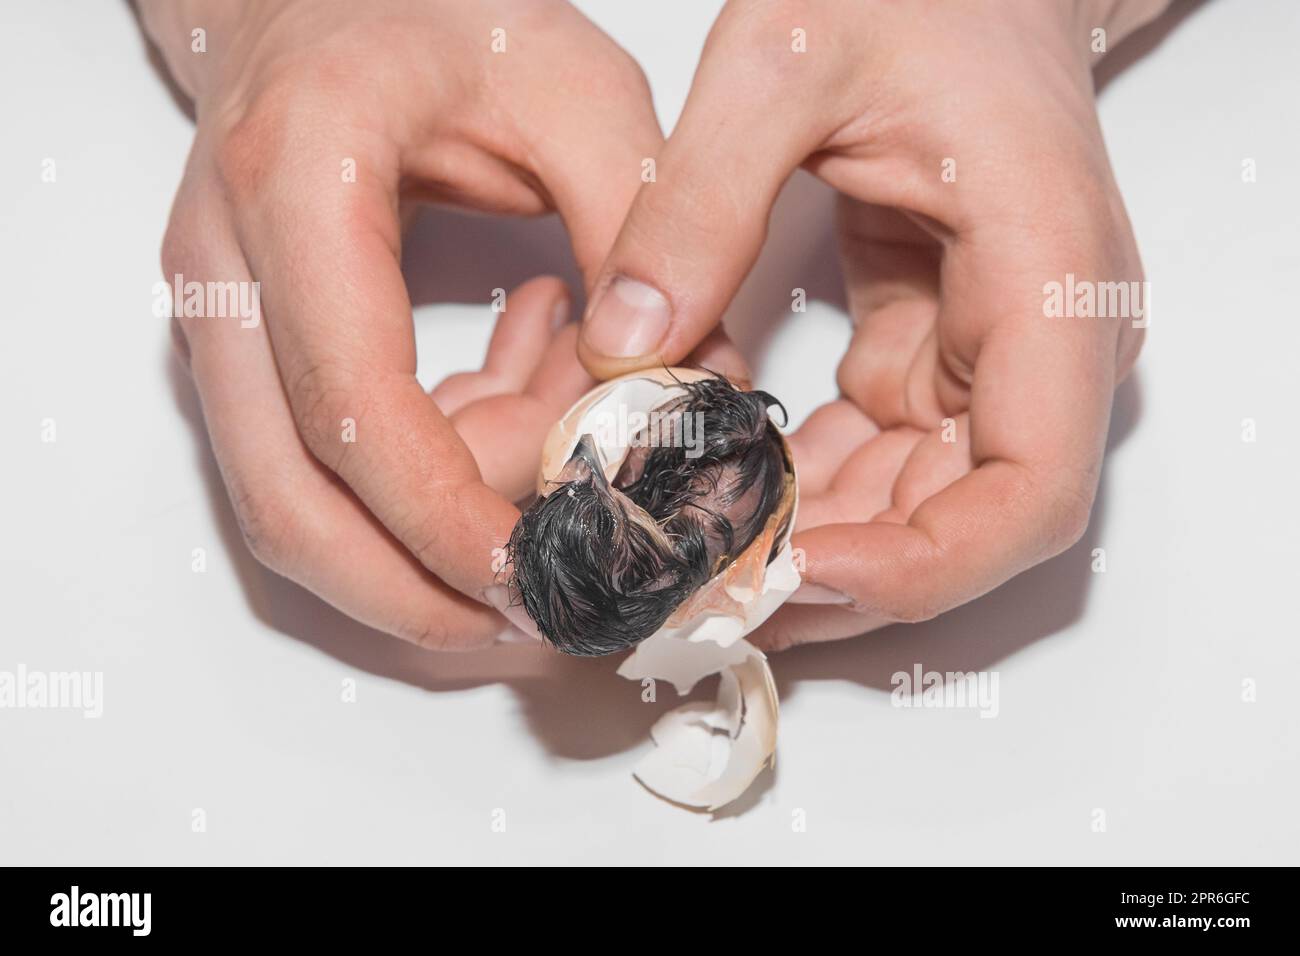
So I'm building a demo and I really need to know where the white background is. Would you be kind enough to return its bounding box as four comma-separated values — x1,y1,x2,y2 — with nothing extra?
1,0,1297,865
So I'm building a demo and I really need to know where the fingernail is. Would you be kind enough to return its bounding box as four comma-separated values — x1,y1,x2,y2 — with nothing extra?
550,296,571,333
582,276,671,359
789,582,854,605
483,584,543,642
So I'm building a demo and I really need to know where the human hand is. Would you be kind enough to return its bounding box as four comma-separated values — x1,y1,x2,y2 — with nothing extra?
140,0,662,647
429,277,593,504
575,0,1169,649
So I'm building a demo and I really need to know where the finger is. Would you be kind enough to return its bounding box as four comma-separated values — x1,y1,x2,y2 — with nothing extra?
463,4,668,285
219,124,517,602
751,603,892,654
164,165,508,648
423,271,601,502
683,326,752,388
785,399,880,496
523,62,666,286
431,276,571,417
871,415,974,525
793,282,1116,625
522,322,599,413
448,393,566,504
577,30,834,378
793,427,923,532
447,322,595,504
834,201,952,430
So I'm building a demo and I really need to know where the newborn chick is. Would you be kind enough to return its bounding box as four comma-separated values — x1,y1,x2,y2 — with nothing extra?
507,373,788,657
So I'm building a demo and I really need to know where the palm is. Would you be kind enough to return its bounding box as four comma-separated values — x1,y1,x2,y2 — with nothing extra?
788,200,972,537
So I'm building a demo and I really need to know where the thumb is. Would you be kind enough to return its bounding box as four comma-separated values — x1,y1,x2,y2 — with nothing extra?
577,87,818,379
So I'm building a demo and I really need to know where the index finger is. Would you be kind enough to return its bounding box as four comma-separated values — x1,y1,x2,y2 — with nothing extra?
221,128,517,602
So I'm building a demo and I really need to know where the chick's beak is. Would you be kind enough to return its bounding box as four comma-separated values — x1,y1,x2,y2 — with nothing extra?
552,434,609,489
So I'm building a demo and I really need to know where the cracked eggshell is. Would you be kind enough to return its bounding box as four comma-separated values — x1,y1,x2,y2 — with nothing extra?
537,367,799,811
621,637,781,810
630,650,779,811
537,366,715,494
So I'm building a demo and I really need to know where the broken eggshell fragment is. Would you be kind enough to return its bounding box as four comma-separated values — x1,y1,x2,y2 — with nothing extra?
536,367,800,810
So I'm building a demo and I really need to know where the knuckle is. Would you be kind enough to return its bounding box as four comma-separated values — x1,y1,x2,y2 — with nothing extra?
393,616,455,651
1055,498,1094,553
215,107,278,200
1118,324,1146,378
835,348,896,425
878,549,950,624
159,187,216,280
214,79,325,200
886,592,942,625
710,0,827,80
159,213,203,362
228,479,303,572
1117,263,1148,376
159,220,194,279
287,360,365,469
399,614,493,653
600,45,653,99
1041,478,1095,553
404,510,451,574
752,616,796,653
625,165,749,254
762,632,796,654
1003,462,1094,557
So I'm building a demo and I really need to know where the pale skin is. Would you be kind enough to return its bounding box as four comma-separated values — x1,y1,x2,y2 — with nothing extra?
141,0,1169,652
